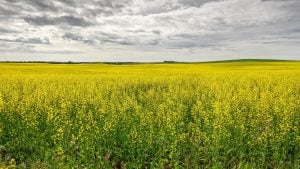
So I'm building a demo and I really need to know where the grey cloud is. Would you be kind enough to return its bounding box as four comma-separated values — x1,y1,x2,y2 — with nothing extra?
179,0,219,7
57,0,131,17
58,0,128,8
64,32,136,46
0,37,51,44
165,33,227,49
63,33,85,41
23,0,58,11
4,0,60,12
63,30,161,46
0,44,34,53
63,33,96,44
1,0,300,61
0,2,23,17
167,41,218,49
18,0,300,48
101,37,160,46
152,30,161,35
28,50,84,55
0,28,18,34
262,0,297,1
3,0,131,17
0,48,83,55
24,15,93,27
96,31,161,46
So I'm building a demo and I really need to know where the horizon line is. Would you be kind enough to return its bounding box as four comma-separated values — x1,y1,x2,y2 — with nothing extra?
0,59,300,64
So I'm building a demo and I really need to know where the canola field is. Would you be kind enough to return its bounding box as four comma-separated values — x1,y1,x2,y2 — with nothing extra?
0,61,299,168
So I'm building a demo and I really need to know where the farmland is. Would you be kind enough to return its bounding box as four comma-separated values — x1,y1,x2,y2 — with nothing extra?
0,61,299,168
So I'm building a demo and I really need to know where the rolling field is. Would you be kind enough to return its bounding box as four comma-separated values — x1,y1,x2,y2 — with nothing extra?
0,61,299,168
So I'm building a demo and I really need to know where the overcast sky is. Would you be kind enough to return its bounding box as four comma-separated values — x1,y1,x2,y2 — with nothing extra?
0,0,299,62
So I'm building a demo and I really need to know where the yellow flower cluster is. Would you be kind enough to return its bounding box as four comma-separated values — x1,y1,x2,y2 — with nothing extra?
0,62,299,168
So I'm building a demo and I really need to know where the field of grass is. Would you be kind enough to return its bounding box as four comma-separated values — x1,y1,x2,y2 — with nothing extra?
0,61,299,168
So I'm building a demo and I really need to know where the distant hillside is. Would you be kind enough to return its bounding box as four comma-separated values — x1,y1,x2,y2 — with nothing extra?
205,59,295,63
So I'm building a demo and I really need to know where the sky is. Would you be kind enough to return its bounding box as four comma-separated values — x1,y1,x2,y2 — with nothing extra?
0,0,300,62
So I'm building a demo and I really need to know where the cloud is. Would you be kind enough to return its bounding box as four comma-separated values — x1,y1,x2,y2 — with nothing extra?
23,15,93,27
62,33,96,45
0,0,300,61
179,0,220,7
0,37,51,44
0,28,18,34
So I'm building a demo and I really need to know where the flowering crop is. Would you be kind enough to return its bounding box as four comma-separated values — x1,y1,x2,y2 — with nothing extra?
0,62,299,168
